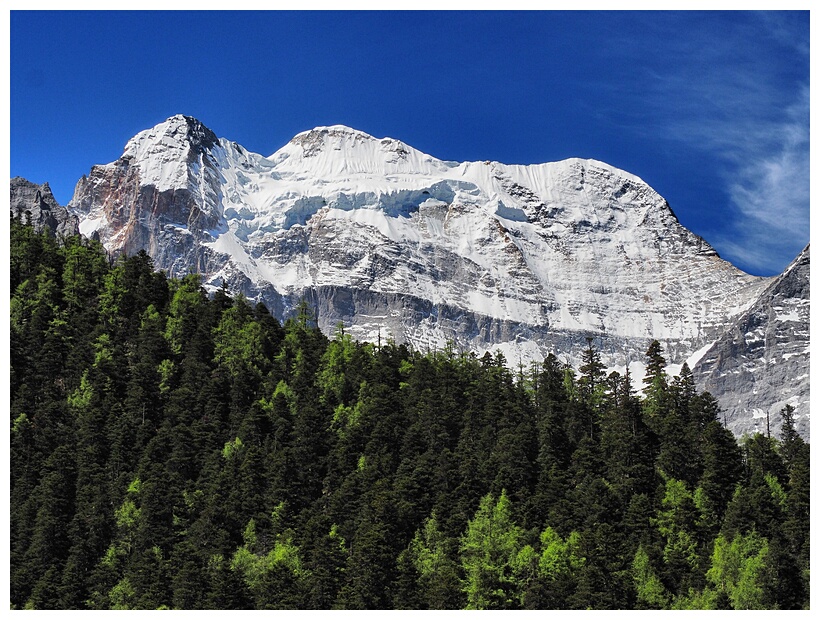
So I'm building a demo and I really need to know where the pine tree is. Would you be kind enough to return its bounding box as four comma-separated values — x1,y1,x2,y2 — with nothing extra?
777,404,802,471
697,419,743,526
578,336,606,411
641,340,668,436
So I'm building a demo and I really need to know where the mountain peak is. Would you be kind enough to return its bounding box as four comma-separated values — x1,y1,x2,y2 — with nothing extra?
271,124,450,178
117,115,219,192
293,124,377,140
285,125,387,157
123,114,218,160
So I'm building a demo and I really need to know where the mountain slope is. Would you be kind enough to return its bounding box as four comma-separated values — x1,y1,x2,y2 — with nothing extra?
692,245,810,439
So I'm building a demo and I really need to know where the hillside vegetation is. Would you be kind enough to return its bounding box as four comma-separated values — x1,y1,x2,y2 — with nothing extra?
9,216,809,609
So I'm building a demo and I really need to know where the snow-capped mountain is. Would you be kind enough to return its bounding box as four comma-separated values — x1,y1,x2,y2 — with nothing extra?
64,115,807,437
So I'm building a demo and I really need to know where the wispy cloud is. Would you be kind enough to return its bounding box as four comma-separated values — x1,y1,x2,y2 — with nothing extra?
605,12,810,275
703,84,810,275
671,21,807,274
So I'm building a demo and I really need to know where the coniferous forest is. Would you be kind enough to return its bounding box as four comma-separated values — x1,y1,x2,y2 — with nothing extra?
9,216,810,610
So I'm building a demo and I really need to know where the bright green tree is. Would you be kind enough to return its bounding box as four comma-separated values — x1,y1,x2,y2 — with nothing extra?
632,544,670,609
706,531,768,609
459,490,524,609
406,512,462,608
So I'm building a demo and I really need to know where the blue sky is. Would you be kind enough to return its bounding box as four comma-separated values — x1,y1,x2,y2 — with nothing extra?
9,10,810,276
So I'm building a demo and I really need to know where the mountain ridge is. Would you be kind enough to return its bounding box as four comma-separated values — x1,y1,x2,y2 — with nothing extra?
10,176,79,237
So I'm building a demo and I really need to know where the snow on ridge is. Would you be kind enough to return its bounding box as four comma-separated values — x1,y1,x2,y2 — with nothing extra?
119,115,201,192
280,125,649,186
118,117,659,212
288,124,382,142
269,125,456,180
117,116,664,227
190,119,769,351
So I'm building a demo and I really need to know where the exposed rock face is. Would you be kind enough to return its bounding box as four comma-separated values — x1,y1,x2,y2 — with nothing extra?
70,115,224,277
10,176,79,237
692,245,810,439
63,115,808,437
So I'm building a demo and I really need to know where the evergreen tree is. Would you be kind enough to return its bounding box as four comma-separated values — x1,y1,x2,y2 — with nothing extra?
698,419,743,526
778,404,802,471
706,531,768,609
403,512,462,609
459,491,524,609
651,477,703,594
632,544,670,609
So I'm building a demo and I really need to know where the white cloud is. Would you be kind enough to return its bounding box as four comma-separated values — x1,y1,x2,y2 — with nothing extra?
605,13,809,275
711,85,810,274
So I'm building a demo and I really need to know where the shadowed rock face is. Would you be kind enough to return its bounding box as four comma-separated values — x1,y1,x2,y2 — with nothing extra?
70,166,219,275
692,245,810,440
10,177,79,237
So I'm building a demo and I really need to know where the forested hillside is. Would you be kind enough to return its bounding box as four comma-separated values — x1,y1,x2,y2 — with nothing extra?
9,216,810,610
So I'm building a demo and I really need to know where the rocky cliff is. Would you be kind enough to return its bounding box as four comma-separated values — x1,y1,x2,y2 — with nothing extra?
10,176,79,237
692,245,810,439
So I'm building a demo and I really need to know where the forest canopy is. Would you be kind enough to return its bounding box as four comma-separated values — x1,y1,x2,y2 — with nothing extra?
9,216,810,609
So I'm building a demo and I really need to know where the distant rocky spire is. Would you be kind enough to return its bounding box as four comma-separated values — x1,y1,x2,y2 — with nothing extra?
10,176,79,237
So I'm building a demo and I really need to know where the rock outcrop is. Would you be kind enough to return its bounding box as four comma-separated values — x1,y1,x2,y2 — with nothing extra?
692,245,810,439
10,176,79,237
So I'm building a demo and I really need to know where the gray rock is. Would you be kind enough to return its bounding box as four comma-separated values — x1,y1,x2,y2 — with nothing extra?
10,176,79,237
692,245,810,439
